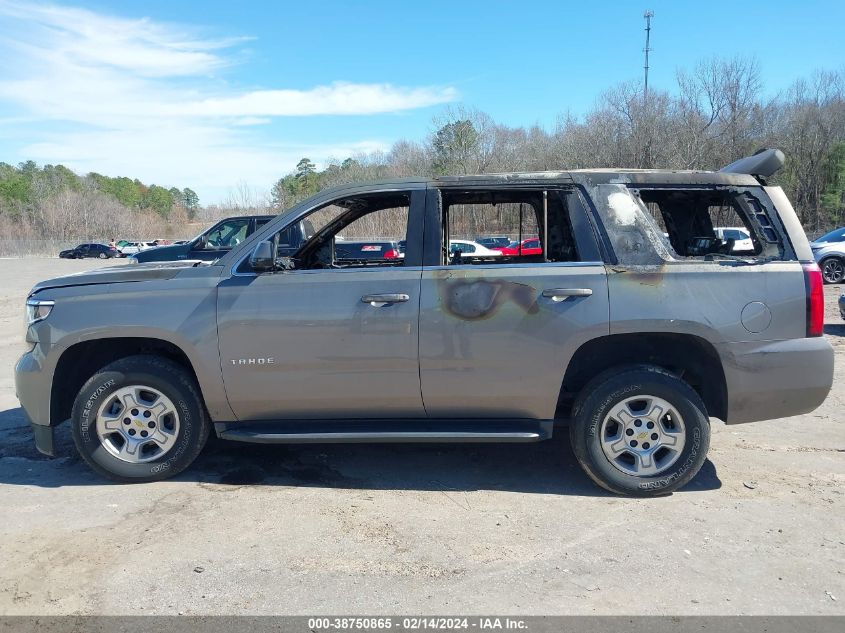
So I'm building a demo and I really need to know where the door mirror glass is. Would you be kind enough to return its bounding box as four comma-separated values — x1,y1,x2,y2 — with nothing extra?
249,240,275,273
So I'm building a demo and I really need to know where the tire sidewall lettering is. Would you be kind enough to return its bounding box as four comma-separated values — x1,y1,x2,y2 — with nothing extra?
80,379,116,444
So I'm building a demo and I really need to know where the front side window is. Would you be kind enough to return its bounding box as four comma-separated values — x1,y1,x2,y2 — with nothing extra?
240,192,411,273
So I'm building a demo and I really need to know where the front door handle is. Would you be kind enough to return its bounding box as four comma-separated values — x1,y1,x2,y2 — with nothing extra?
361,293,410,307
542,288,593,302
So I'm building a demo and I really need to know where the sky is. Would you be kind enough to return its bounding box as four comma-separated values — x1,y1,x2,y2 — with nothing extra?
0,0,844,203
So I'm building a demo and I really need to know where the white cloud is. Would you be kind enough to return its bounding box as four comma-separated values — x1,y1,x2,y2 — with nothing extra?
0,0,458,201
20,126,391,201
175,83,459,117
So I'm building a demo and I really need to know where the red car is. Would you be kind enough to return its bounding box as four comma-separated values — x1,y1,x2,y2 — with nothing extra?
494,238,543,256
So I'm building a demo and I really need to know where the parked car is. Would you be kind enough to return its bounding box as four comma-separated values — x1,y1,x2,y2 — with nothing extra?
58,243,119,259
810,227,845,284
335,240,401,260
495,238,543,256
476,236,511,249
117,242,153,256
448,239,502,258
17,149,833,496
714,227,754,252
130,216,314,263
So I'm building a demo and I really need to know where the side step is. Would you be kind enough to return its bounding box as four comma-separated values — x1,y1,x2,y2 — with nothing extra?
215,419,554,444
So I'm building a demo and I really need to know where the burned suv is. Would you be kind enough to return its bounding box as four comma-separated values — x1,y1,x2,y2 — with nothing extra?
15,149,833,495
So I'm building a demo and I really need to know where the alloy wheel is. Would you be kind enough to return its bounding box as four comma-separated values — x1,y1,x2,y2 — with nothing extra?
95,385,181,463
599,395,686,476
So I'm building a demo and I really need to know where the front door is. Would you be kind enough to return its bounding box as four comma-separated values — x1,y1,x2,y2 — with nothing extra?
418,187,610,420
217,188,426,421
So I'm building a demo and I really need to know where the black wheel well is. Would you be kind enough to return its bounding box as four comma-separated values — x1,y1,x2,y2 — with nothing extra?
50,338,200,426
557,333,728,422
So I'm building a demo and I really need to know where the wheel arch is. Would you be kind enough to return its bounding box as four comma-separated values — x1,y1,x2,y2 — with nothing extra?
51,337,206,428
557,332,728,422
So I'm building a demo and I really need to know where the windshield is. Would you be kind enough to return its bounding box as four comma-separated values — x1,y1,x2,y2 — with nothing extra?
814,227,845,243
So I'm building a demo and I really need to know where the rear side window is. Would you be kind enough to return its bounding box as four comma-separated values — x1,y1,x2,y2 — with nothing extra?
440,189,581,265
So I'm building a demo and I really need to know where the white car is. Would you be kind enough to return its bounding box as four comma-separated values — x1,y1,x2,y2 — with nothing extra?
118,241,154,256
448,239,502,257
714,227,754,252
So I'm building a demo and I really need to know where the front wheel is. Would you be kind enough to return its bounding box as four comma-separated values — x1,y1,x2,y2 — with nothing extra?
98,252,107,259
821,257,845,284
570,366,710,496
71,355,210,482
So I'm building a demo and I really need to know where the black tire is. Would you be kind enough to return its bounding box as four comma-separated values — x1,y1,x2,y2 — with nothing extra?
570,366,710,497
821,257,845,284
70,355,210,483
98,252,107,259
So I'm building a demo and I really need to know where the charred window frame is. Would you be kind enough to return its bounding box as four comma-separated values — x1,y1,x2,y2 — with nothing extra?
630,186,788,261
431,188,590,266
236,190,423,274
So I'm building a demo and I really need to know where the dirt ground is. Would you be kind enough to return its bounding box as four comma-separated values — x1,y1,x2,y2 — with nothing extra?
0,257,842,615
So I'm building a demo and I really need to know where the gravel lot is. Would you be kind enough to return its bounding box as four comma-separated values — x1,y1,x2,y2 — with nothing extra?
0,258,842,615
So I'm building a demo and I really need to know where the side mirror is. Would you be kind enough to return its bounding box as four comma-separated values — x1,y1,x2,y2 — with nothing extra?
249,240,276,273
196,235,208,250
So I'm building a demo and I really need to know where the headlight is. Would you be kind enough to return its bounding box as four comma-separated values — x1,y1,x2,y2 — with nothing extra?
26,299,54,325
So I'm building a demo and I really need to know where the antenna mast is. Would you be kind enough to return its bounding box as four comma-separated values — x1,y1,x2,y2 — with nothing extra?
643,10,654,103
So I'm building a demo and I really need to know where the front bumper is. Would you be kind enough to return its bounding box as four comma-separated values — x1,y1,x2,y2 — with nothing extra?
718,337,834,424
15,347,57,455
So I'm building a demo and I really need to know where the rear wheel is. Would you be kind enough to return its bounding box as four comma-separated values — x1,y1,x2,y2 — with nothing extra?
821,257,845,284
71,355,210,482
570,366,710,496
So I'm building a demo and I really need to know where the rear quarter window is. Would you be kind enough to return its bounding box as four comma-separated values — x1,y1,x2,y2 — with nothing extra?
588,184,795,264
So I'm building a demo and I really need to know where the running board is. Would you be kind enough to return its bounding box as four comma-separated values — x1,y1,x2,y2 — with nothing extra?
215,419,554,444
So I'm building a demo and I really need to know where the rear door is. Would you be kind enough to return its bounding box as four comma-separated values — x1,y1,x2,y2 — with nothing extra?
418,186,610,420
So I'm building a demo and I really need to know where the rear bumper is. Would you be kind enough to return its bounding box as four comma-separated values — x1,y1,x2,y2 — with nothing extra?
718,337,834,424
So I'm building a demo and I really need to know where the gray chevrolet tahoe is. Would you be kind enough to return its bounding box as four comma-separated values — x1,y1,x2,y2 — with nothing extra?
14,149,834,495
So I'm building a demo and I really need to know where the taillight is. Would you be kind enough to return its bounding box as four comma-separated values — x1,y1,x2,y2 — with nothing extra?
384,249,398,259
803,263,824,337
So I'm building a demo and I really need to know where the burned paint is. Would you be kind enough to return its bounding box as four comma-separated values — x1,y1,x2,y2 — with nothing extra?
436,274,539,321
589,184,675,266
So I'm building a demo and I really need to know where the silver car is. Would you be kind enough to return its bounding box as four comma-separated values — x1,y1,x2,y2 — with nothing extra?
810,227,845,283
15,149,834,496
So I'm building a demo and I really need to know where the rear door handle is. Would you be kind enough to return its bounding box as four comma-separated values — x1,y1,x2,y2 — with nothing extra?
542,288,593,302
361,293,410,307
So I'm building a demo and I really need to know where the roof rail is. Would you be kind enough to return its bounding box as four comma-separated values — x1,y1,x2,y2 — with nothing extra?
719,148,785,179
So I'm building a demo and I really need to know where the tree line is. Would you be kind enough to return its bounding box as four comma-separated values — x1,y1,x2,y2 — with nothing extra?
272,58,845,235
2,54,844,255
0,160,200,253
0,160,199,219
